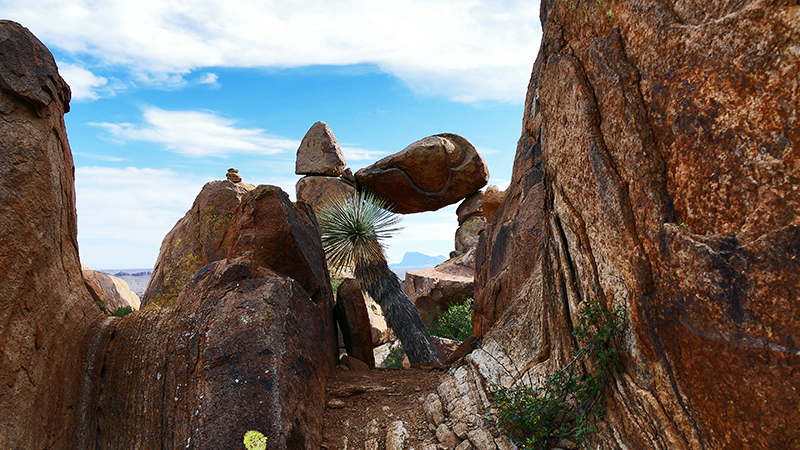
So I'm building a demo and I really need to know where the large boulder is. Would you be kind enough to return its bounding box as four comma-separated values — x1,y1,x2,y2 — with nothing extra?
296,175,355,212
472,2,800,449
295,121,346,176
80,258,331,449
142,179,255,308
404,249,475,324
355,133,490,214
81,264,141,312
334,278,376,368
0,20,99,449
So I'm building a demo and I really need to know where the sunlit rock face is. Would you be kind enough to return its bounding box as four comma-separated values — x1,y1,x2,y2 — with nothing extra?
355,133,490,214
0,20,100,450
473,1,799,449
142,179,255,309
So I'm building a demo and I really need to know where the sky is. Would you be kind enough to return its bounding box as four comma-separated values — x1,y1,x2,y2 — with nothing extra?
1,0,542,269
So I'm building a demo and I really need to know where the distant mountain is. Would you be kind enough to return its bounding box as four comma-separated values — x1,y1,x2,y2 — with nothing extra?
99,269,153,297
389,252,447,279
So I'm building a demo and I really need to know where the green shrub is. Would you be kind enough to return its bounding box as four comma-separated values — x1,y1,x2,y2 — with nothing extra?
383,344,405,368
95,300,105,311
431,298,474,341
111,306,134,317
492,302,623,449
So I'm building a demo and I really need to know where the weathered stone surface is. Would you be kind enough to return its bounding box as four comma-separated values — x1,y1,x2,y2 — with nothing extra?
456,191,485,224
355,133,490,214
295,121,346,176
142,179,255,308
80,258,332,449
335,278,377,368
226,184,338,363
436,423,460,448
296,174,355,212
82,263,141,312
481,185,504,224
473,1,800,449
423,393,445,429
454,216,486,256
0,21,98,450
404,255,474,324
385,420,409,450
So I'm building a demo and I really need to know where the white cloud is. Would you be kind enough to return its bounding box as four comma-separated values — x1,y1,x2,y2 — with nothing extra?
90,107,300,157
341,146,386,163
75,166,213,268
7,0,541,103
57,62,108,100
198,72,219,85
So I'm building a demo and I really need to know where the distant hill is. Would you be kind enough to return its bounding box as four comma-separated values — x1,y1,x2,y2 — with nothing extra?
99,269,153,297
389,252,447,279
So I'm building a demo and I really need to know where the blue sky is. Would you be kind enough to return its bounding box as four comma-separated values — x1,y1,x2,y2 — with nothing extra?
1,0,542,269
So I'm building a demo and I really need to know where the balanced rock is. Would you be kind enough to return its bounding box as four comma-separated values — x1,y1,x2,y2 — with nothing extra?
142,179,255,308
472,2,800,449
296,174,355,212
355,133,489,214
456,191,484,224
455,216,486,257
334,279,377,368
295,121,346,176
225,167,242,182
81,264,141,312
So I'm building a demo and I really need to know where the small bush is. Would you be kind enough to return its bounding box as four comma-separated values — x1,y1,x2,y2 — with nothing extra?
492,302,623,449
111,306,134,317
95,300,105,312
431,298,474,341
383,344,405,368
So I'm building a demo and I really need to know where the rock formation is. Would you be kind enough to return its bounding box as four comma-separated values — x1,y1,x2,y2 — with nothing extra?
142,179,255,308
355,133,490,214
453,192,487,257
295,121,347,176
404,248,475,324
226,167,242,182
296,174,355,212
0,22,337,449
480,185,504,224
0,20,99,449
334,279,377,368
469,1,800,449
81,264,141,312
80,258,332,449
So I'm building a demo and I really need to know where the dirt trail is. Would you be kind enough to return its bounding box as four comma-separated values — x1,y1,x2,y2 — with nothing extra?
322,367,443,449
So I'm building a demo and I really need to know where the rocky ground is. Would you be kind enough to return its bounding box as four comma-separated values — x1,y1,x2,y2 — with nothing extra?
322,367,443,449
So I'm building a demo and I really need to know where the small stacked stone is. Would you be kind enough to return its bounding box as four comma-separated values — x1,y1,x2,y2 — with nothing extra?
226,168,242,183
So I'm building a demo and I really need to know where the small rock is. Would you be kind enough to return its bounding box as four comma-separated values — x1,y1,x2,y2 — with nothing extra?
482,185,504,223
554,439,577,450
455,440,474,450
494,435,517,450
385,421,409,450
226,168,242,183
424,393,445,428
436,423,460,448
452,421,469,440
295,121,346,176
327,398,346,409
466,428,497,450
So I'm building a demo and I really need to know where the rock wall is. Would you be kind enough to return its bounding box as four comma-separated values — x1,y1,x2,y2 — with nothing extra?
473,1,799,449
142,179,254,309
0,21,100,449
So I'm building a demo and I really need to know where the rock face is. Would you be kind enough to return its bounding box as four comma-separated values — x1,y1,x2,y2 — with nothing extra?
355,134,490,214
480,185,504,224
296,175,356,212
473,1,800,449
334,279,377,368
142,180,255,308
0,20,99,449
404,256,474,324
80,258,332,449
0,22,337,449
82,264,141,311
295,121,346,176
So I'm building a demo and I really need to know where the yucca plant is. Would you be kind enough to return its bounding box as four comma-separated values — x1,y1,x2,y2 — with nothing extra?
318,190,441,364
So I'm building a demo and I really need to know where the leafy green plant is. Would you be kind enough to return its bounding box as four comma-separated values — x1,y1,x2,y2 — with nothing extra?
111,306,134,317
491,302,623,449
383,343,405,369
431,298,474,341
95,300,105,311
